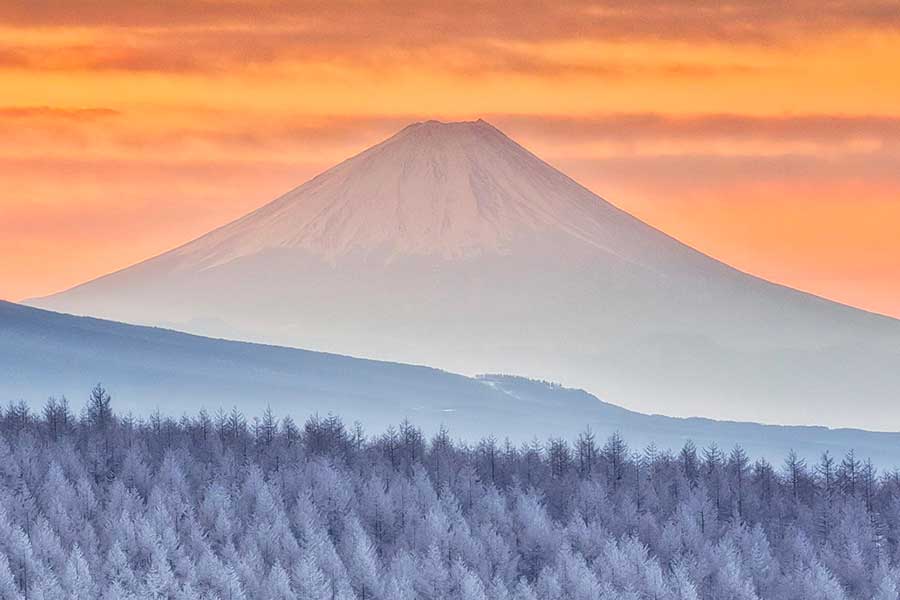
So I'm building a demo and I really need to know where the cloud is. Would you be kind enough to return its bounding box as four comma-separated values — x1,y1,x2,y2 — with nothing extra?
2,1,899,42
0,32,763,79
0,0,897,82
0,106,119,119
564,151,900,188
0,3,894,92
488,113,900,144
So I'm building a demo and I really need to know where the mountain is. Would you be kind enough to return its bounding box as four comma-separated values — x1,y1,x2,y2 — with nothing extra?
5,299,900,467
28,119,900,429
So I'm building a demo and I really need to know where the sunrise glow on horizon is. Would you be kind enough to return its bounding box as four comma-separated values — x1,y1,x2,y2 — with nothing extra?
3,1,900,317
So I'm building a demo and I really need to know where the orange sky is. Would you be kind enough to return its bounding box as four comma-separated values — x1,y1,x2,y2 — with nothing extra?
2,1,900,317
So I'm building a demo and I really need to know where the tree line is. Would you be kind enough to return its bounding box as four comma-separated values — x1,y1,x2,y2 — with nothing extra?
0,385,898,599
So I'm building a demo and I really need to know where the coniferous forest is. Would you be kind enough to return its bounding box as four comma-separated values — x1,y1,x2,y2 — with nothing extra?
1,386,899,600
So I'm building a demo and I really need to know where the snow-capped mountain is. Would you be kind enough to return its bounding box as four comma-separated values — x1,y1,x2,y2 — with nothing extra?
28,120,900,429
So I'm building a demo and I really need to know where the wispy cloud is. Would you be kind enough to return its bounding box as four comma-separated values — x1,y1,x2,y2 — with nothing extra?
0,105,119,119
3,1,899,41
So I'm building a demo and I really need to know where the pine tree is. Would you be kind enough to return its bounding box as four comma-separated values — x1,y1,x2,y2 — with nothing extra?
0,553,23,600
384,554,418,600
670,560,700,600
512,578,539,600
783,450,807,505
340,518,382,599
816,451,837,541
839,449,861,497
456,562,488,600
872,571,899,600
728,445,750,520
262,563,293,600
142,543,176,599
87,384,113,432
680,441,699,485
257,405,278,449
602,433,628,492
61,545,94,599
291,553,331,600
575,428,597,479
416,544,449,600
103,541,136,591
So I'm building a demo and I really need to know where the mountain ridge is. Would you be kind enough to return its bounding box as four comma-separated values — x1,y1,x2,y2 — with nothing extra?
6,299,900,466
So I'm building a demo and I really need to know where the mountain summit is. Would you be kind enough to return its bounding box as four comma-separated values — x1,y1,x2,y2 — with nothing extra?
30,120,900,429
163,118,679,269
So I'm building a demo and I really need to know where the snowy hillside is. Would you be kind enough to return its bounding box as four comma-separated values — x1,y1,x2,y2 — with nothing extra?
5,300,900,467
28,120,900,430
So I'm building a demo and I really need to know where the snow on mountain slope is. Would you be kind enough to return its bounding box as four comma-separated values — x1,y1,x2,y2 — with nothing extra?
162,119,669,267
5,299,900,467
28,120,900,430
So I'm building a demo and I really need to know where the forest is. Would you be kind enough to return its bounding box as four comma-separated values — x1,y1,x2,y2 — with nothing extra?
0,386,898,600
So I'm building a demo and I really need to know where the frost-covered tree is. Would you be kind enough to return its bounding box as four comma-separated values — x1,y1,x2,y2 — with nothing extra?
0,392,898,599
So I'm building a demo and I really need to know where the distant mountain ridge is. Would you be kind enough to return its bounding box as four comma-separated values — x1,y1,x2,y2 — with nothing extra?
28,119,900,430
5,299,900,467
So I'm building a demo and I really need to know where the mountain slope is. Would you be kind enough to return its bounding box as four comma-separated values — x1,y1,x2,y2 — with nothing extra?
5,299,900,467
28,120,900,429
